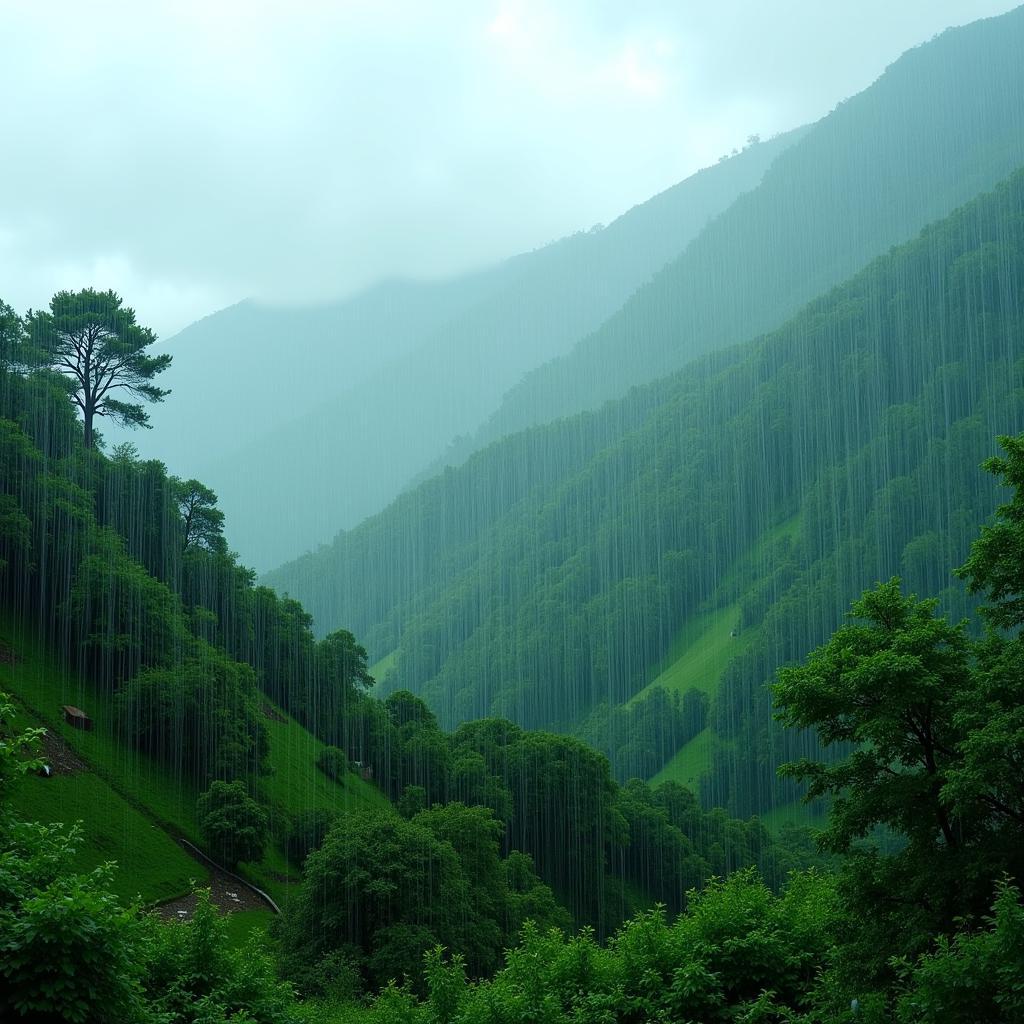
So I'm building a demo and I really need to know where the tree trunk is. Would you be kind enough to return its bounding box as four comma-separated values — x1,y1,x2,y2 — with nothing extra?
83,402,94,449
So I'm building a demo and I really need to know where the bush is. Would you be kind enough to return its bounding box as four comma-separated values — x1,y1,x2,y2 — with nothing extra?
286,808,338,866
142,889,296,1023
196,780,269,869
316,745,350,781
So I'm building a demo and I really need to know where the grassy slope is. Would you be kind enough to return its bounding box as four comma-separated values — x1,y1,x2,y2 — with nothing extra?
644,515,802,792
369,649,397,685
651,728,719,790
6,700,201,905
632,602,745,704
1,616,390,910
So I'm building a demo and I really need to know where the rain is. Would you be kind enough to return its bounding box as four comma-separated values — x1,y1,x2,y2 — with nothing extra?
2,3,1024,1022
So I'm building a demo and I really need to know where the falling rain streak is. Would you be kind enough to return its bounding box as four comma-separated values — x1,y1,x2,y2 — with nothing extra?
2,5,1024,1022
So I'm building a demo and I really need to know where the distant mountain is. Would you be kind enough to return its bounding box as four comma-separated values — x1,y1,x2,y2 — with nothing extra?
131,131,801,570
455,4,1024,450
122,271,506,479
266,166,1024,816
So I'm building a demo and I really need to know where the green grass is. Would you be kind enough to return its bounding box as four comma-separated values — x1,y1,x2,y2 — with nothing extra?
0,620,204,841
221,909,275,949
633,603,745,704
1,616,393,913
249,706,392,906
635,513,804,786
7,751,201,904
369,649,397,686
259,709,388,819
629,603,744,786
651,727,717,788
760,798,827,834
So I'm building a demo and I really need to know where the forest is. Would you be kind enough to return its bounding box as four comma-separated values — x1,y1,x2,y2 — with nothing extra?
3,4,1024,1023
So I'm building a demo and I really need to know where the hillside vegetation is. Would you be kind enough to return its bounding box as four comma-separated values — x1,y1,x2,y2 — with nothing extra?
268,166,1024,817
139,131,798,569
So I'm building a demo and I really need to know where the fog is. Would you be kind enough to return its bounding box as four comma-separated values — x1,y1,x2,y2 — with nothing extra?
2,0,1015,336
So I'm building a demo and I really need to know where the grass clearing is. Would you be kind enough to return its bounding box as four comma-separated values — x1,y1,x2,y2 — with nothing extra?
760,798,827,834
651,727,717,788
7,749,201,904
637,513,804,787
633,602,746,704
369,649,397,686
221,908,275,949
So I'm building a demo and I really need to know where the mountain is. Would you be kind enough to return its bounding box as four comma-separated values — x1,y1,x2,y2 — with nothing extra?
266,165,1024,815
121,271,507,483
149,131,797,570
446,5,1024,454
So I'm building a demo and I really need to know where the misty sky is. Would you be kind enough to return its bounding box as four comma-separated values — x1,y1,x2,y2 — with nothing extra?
2,0,1019,338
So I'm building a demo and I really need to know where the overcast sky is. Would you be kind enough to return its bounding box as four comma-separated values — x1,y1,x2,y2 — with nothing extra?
2,0,1019,337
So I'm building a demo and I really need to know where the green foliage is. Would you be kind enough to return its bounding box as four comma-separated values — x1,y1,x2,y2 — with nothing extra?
142,889,296,1024
345,869,836,1024
0,693,43,803
0,821,152,1023
173,477,227,554
282,810,467,990
0,698,151,1022
196,780,269,869
774,580,969,854
397,785,427,819
23,288,170,447
893,880,1024,1024
119,646,269,784
317,745,351,782
958,432,1024,628
287,808,338,866
283,803,569,990
267,165,1024,824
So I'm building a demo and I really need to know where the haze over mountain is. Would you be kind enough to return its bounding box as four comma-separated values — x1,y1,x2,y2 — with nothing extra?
463,4,1024,445
266,5,1024,811
161,131,798,569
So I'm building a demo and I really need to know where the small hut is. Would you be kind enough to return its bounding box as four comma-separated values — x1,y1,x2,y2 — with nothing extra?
62,705,92,731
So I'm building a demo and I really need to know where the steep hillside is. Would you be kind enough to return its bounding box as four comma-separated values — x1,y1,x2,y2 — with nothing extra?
462,5,1024,449
267,168,1024,814
0,615,386,911
142,132,799,569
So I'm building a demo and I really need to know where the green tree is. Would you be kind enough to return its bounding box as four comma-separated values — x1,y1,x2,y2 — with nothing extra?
118,648,268,783
286,808,337,866
957,433,1024,629
172,477,226,554
773,579,970,855
196,780,268,869
413,803,506,974
0,300,24,371
142,889,295,1023
316,745,350,781
282,810,468,989
24,288,170,448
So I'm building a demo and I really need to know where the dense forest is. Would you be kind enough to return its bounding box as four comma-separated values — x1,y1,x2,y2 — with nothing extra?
4,4,1024,1023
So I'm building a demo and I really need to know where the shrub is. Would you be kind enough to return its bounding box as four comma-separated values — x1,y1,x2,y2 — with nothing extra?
287,808,338,866
196,780,268,869
317,745,350,781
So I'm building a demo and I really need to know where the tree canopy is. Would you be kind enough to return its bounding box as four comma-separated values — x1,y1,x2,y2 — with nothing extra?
24,288,170,448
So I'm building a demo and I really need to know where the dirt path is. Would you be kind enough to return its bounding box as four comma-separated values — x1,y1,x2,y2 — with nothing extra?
153,839,280,921
39,729,88,775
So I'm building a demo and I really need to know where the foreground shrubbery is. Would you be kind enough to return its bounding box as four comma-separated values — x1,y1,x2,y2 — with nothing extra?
0,697,296,1023
3,685,1024,1023
295,874,1024,1024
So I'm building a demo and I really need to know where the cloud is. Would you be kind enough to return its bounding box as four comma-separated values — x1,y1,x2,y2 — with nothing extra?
1,0,1017,336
